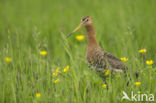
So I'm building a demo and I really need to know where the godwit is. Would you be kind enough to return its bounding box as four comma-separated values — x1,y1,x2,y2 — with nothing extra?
67,16,128,78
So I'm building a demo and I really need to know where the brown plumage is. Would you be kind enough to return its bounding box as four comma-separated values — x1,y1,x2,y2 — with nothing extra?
67,16,128,75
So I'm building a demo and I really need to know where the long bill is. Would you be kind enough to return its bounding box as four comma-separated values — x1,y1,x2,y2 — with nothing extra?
66,23,83,38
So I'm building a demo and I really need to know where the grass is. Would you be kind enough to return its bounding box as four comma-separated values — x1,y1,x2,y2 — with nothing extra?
0,0,156,102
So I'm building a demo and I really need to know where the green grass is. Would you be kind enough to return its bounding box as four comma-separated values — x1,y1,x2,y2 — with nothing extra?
0,0,156,102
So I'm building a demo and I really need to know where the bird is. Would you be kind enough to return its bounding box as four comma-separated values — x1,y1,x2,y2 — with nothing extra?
66,16,128,79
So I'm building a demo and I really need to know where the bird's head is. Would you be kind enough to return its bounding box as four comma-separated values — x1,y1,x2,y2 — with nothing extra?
81,16,92,26
66,16,92,38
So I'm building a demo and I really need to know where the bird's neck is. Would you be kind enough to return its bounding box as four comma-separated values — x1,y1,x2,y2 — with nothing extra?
85,23,99,49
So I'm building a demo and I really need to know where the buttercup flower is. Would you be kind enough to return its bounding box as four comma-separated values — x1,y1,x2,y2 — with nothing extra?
5,57,12,63
102,84,107,88
105,69,109,76
120,57,128,62
139,49,146,53
63,65,69,72
146,60,154,66
54,78,60,83
53,67,59,76
36,93,41,98
40,51,47,56
55,68,59,74
135,82,141,86
76,35,84,41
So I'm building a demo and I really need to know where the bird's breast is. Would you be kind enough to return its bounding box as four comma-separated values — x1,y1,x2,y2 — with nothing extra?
86,48,107,71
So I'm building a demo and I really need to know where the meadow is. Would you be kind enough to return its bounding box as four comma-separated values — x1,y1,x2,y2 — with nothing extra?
0,0,156,103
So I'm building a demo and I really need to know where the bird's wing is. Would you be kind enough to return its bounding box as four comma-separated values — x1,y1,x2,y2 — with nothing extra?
103,51,128,70
87,48,128,72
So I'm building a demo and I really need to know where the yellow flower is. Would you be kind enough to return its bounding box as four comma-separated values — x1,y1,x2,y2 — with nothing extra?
120,57,128,62
146,60,154,66
36,93,41,98
5,57,12,63
135,82,141,86
63,65,69,72
76,35,84,41
40,51,47,56
102,84,107,88
105,69,109,76
54,78,60,83
53,67,59,76
55,68,59,75
116,74,120,78
139,49,146,53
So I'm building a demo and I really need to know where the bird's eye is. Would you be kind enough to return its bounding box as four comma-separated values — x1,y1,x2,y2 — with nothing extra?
82,18,88,22
82,18,85,22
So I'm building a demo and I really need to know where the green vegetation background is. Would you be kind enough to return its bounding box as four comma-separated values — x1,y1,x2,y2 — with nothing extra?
0,0,156,103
